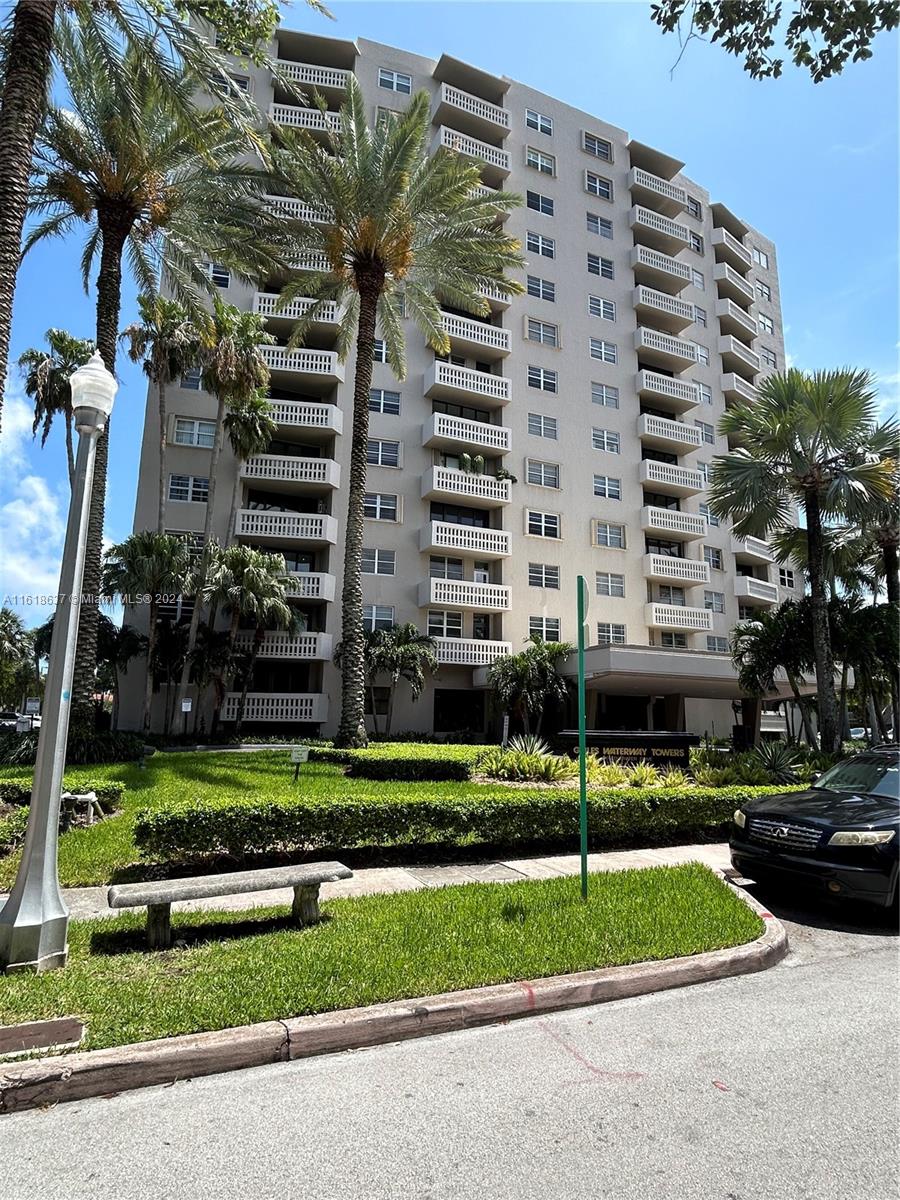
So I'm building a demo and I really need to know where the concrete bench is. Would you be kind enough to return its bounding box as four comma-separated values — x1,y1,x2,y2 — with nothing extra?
107,862,353,950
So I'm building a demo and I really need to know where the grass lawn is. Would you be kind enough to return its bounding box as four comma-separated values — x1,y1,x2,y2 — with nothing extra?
0,863,761,1051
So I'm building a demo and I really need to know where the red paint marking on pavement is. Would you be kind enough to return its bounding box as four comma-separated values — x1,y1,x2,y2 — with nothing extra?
538,1019,644,1082
760,912,775,919
712,1080,730,1092
517,981,537,1009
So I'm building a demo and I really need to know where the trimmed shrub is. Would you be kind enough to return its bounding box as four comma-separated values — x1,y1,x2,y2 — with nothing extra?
314,743,493,781
478,747,576,782
0,807,29,856
0,779,125,813
0,730,147,766
134,784,800,862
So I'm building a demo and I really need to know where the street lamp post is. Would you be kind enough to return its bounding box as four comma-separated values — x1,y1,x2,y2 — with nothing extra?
0,352,117,973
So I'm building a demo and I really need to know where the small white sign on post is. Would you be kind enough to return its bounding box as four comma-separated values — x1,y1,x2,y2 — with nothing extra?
181,698,192,713
501,713,510,747
25,698,40,715
290,745,310,764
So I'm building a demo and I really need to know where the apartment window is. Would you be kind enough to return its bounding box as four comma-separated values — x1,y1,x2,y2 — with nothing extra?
595,571,625,597
597,622,626,645
364,492,398,521
697,461,711,485
704,590,726,613
527,318,558,347
526,146,555,175
593,521,625,548
527,275,555,302
525,108,553,135
589,338,617,364
585,171,613,200
704,545,723,570
707,635,729,653
529,563,560,589
592,382,619,408
586,212,613,239
378,68,411,93
587,253,614,279
204,261,230,288
691,268,705,291
527,510,560,538
227,73,251,93
365,686,390,717
363,604,395,632
739,604,756,620
428,609,463,638
757,281,772,302
529,615,561,641
696,344,710,366
527,190,554,215
696,381,712,405
582,130,612,160
369,388,401,415
780,567,795,589
372,339,388,363
689,231,704,254
526,230,555,259
526,459,560,488
694,306,707,328
589,296,616,321
528,365,558,392
752,246,769,269
657,586,685,607
699,503,720,528
430,556,464,580
173,418,215,448
660,632,688,649
695,420,715,445
687,196,702,220
180,367,202,391
375,106,401,127
528,412,558,439
367,439,400,467
361,548,396,576
168,474,208,503
592,428,620,454
758,312,775,334
761,346,778,369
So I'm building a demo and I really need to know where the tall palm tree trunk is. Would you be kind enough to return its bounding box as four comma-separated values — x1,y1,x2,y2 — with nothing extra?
335,275,382,748
157,376,168,533
0,0,56,425
784,669,817,745
804,489,840,752
882,541,899,608
233,623,264,738
64,415,75,491
142,600,159,734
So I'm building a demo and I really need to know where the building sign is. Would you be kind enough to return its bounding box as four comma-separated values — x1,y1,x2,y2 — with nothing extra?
25,698,40,714
558,730,700,767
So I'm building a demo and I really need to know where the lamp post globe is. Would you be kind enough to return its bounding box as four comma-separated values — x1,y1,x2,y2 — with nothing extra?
69,350,116,427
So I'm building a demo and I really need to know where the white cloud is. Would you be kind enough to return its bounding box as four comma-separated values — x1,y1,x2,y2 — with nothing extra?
0,393,36,471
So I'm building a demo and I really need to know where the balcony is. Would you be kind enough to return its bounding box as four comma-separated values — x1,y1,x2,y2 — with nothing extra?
423,412,510,456
434,83,510,139
433,125,511,185
713,262,755,305
643,554,710,586
265,194,330,225
735,576,779,606
292,250,331,273
630,245,692,292
424,360,510,407
645,603,712,632
234,510,339,545
440,311,510,358
731,535,775,564
722,373,758,406
285,571,336,602
635,370,700,413
259,346,344,387
268,103,341,135
422,465,510,507
712,226,752,272
635,326,698,372
480,281,513,312
254,293,341,327
640,459,705,497
232,631,334,660
637,413,704,452
641,506,707,541
268,399,342,437
433,638,511,666
420,521,510,559
273,60,349,94
418,578,511,611
241,454,340,493
718,335,760,379
630,206,691,255
222,691,328,723
633,285,695,334
716,298,758,340
627,167,688,217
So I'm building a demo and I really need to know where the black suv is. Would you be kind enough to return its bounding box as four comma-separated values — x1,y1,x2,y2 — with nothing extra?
730,747,900,907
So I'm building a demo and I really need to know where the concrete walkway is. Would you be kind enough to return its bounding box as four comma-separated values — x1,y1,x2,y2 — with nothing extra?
50,842,731,920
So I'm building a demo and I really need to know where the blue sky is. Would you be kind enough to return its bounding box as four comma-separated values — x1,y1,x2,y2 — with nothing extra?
1,0,897,626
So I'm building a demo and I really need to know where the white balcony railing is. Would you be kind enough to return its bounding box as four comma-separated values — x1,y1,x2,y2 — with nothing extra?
422,465,511,505
712,226,752,270
630,205,691,248
292,250,331,273
264,193,331,224
241,454,340,489
635,370,700,409
419,578,510,610
438,83,510,131
718,335,760,374
433,637,511,666
285,572,336,602
637,413,704,449
222,691,328,723
254,293,341,324
434,126,511,173
630,245,692,286
735,576,780,605
268,103,341,132
645,603,712,632
713,262,755,303
420,521,511,558
716,298,758,339
640,460,706,495
423,412,511,454
641,506,707,540
628,167,688,210
643,554,711,585
274,60,349,90
268,399,342,434
234,510,339,544
633,285,695,326
635,326,698,366
440,311,510,354
259,345,344,381
425,360,510,405
731,535,774,563
722,373,758,405
233,631,333,660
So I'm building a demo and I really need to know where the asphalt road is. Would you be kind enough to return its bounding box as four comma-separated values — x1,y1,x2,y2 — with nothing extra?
2,885,897,1200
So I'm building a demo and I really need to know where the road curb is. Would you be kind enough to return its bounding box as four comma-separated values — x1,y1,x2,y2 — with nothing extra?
0,885,786,1113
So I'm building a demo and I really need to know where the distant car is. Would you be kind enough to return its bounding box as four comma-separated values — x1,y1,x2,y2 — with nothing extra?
21,713,41,729
730,747,900,908
849,727,869,741
0,710,19,729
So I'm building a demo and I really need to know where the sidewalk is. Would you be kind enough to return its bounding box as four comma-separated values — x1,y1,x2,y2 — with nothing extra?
53,842,731,920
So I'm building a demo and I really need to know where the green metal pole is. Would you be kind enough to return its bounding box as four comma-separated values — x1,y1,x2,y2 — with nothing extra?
577,574,588,901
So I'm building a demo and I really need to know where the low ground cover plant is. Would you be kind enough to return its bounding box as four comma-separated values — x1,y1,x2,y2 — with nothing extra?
0,729,147,766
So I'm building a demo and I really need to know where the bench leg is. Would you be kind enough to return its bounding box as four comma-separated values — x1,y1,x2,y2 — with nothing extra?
292,884,321,926
146,903,172,950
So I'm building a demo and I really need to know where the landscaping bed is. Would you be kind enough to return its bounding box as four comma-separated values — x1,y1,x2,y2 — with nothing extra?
0,863,762,1052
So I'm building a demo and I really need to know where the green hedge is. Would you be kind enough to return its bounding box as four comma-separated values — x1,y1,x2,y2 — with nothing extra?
0,779,125,812
308,743,492,781
0,807,29,856
0,730,147,766
134,784,797,862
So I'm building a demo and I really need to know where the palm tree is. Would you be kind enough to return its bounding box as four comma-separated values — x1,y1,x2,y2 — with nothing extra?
335,623,438,737
730,604,816,744
830,598,898,744
770,523,880,601
487,635,574,737
230,565,294,740
122,294,209,532
712,369,898,753
0,607,29,671
863,484,900,607
18,329,95,490
102,531,191,734
223,390,277,542
271,77,524,746
26,32,286,728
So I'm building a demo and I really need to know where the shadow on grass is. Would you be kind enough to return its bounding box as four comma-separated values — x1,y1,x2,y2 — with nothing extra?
88,911,333,957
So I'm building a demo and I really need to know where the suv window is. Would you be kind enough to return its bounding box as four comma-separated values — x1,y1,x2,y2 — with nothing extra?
813,755,900,799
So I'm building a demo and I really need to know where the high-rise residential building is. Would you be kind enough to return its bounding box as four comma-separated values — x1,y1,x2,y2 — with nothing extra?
120,29,802,739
